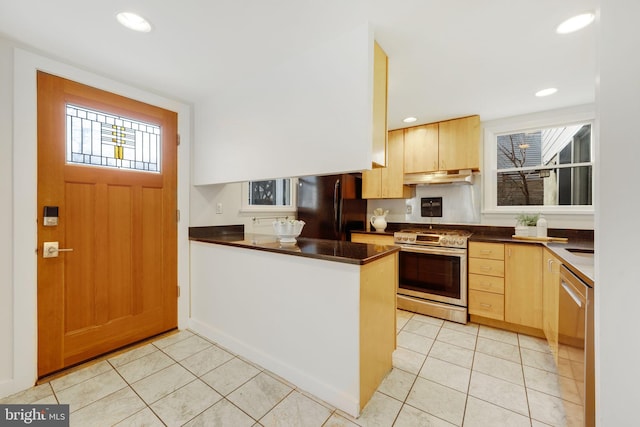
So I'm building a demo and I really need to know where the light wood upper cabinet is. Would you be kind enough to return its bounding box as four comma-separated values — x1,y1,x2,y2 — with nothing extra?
542,248,561,360
371,41,388,168
363,129,414,199
404,123,439,173
438,115,480,171
505,244,543,329
404,115,481,173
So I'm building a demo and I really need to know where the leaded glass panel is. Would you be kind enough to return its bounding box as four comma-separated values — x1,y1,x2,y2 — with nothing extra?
66,104,161,172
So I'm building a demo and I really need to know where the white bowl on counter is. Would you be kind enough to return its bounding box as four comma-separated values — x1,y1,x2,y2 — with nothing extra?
273,220,305,243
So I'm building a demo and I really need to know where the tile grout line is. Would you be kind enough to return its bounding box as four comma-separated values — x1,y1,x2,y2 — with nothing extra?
460,321,480,427
391,311,425,426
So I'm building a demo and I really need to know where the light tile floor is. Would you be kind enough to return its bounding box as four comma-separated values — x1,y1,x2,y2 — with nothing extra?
1,310,581,426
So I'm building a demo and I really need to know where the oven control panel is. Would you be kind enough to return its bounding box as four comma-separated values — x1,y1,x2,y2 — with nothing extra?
393,230,470,249
393,232,417,244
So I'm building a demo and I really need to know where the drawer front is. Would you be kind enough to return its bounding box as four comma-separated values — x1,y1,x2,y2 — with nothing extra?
469,242,504,260
469,273,505,294
469,290,505,320
351,233,395,246
469,258,505,277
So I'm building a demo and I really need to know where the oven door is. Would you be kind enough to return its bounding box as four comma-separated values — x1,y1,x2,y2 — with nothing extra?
397,245,467,307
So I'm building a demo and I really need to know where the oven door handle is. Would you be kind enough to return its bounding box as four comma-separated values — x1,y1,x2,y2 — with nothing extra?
398,245,466,256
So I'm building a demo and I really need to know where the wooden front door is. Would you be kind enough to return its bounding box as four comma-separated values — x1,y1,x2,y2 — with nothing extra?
36,72,178,377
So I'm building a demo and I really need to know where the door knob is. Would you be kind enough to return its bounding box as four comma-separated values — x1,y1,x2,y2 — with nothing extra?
43,241,74,258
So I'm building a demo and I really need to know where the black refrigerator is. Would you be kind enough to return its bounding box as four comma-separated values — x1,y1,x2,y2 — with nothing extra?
296,174,368,241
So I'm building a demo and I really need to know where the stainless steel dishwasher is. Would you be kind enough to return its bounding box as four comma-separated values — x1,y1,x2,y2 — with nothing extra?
558,264,594,427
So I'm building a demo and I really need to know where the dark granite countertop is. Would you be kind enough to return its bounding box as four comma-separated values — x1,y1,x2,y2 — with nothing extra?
189,226,399,266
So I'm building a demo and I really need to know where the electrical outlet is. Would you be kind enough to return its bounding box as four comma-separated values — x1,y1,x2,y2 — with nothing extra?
215,203,223,214
406,205,412,214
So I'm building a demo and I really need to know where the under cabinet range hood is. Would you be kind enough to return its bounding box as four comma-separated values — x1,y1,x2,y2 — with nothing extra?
404,169,474,185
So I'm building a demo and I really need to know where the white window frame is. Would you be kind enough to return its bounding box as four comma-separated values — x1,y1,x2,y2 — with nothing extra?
482,105,595,215
240,178,298,213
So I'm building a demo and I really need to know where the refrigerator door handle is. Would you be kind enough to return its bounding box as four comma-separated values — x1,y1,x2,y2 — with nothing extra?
333,179,341,235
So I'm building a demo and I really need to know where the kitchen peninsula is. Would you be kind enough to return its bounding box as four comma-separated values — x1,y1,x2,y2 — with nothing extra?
188,226,399,417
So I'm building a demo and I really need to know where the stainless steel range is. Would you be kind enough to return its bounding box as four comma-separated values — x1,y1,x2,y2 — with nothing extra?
394,228,472,324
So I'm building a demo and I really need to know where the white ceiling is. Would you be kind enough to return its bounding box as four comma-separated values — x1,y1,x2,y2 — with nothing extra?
0,0,596,129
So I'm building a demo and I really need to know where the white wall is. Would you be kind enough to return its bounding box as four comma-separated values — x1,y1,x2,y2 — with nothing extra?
190,183,295,235
193,23,373,185
1,42,192,398
596,1,640,425
0,38,14,388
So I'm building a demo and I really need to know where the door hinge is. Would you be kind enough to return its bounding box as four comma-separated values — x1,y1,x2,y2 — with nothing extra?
176,209,180,222
177,286,181,298
177,134,181,146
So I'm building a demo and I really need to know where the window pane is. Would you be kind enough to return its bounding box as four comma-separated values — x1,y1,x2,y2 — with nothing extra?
248,179,291,206
498,124,591,170
497,170,544,206
497,132,542,170
497,166,592,206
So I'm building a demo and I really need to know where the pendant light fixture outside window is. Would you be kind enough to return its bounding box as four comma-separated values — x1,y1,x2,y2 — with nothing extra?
556,12,595,34
117,12,152,33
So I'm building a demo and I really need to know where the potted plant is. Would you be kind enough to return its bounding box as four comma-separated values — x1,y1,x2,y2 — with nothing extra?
515,213,539,237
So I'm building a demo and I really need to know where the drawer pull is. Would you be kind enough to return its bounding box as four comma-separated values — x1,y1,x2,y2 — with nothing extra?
480,266,492,271
480,250,492,254
480,303,492,308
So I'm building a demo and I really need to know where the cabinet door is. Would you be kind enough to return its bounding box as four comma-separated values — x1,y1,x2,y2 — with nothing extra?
404,123,438,173
505,244,543,329
381,129,412,198
542,249,561,359
362,168,382,199
438,115,480,171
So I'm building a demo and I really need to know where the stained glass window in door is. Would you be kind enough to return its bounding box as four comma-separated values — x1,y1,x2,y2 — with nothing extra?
66,104,161,172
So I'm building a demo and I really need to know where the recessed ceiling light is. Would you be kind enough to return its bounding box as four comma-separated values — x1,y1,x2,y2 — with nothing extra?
535,88,558,97
116,12,152,33
403,117,417,123
556,12,595,34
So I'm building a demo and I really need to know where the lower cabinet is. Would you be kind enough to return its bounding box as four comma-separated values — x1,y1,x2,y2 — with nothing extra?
504,244,543,329
468,242,505,321
469,242,544,333
350,232,395,246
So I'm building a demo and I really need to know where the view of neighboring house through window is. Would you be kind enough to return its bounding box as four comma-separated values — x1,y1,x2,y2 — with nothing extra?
248,179,292,207
496,123,592,206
